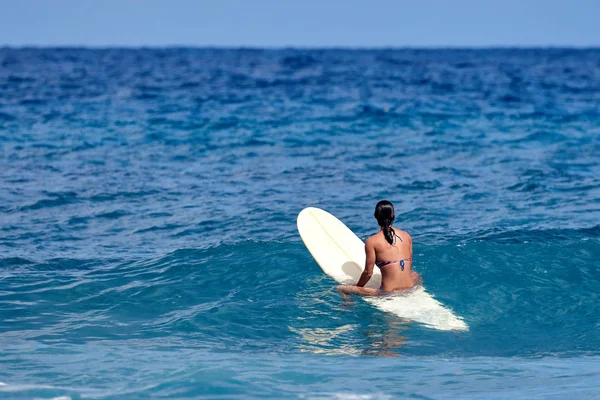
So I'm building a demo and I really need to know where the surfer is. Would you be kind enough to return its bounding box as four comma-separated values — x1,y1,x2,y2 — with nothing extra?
337,200,421,296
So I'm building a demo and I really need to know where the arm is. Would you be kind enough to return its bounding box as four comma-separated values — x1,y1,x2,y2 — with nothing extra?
407,232,413,261
407,233,422,285
356,239,376,287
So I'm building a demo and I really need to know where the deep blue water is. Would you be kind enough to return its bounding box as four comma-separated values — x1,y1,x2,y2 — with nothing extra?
1,48,599,399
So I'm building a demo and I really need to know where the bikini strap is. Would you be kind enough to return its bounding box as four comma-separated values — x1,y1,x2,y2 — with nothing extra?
393,229,403,243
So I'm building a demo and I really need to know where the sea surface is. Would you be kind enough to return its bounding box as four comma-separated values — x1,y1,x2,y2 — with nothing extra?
0,48,599,399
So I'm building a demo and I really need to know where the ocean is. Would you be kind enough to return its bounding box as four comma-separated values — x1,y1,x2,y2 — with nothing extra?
0,47,599,399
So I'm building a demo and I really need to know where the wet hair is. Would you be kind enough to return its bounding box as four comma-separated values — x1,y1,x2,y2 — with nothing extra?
374,200,396,244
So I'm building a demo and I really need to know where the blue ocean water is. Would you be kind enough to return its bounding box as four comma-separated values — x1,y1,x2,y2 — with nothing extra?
0,48,599,399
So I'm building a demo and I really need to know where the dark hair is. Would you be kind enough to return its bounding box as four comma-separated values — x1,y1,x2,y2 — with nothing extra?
374,200,395,244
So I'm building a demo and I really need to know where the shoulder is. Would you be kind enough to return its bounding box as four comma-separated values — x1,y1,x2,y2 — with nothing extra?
395,229,412,243
365,233,381,247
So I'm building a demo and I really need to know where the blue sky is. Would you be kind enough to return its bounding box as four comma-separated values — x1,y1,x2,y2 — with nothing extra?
1,0,598,47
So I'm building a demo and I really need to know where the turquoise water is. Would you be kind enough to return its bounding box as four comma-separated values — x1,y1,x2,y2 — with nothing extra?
1,48,599,399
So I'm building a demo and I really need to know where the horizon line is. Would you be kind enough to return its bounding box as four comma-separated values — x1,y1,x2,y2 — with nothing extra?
2,44,600,51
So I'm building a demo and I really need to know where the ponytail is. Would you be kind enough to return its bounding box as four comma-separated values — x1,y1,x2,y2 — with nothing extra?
374,200,396,245
381,221,395,245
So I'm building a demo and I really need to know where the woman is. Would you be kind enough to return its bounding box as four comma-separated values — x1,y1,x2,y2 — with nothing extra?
337,200,421,296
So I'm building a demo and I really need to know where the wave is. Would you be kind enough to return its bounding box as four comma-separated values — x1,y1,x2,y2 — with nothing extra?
1,236,598,358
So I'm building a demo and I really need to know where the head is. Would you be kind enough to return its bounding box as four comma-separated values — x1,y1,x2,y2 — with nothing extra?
374,200,396,244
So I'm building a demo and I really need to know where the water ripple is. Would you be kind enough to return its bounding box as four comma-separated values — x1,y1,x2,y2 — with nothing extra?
1,47,599,398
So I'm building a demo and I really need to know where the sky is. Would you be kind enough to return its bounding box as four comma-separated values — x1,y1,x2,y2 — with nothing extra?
1,0,599,47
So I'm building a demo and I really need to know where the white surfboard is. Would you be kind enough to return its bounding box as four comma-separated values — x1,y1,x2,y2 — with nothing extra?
297,207,468,331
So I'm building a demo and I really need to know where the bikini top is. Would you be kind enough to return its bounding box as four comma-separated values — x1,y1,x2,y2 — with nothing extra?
375,229,412,271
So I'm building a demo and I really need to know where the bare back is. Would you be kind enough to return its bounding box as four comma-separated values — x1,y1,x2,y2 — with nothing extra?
368,228,416,291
